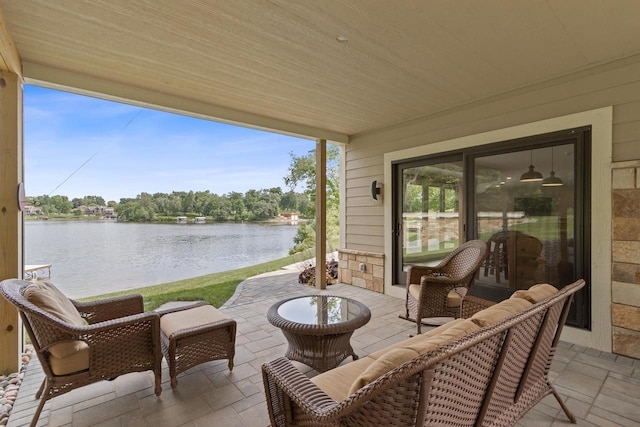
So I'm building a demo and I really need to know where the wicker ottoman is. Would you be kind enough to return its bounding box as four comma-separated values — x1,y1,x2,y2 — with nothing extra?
159,303,236,388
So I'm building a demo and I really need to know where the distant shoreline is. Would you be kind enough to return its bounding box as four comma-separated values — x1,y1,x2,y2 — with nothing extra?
24,215,308,225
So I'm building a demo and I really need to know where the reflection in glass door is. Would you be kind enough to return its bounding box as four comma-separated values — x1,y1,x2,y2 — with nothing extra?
394,157,463,284
473,143,576,292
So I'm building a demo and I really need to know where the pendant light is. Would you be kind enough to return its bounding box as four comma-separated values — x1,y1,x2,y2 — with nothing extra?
542,146,564,187
519,150,543,182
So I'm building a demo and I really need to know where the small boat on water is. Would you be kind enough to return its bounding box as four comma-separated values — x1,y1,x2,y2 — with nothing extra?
176,216,187,223
193,216,206,223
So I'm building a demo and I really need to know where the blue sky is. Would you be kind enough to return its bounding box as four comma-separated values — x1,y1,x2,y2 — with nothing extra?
24,85,315,202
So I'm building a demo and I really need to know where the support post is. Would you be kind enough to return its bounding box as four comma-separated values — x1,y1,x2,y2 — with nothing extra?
315,139,327,289
0,70,23,374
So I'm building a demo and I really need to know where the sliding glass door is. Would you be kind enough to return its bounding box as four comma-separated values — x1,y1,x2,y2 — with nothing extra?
392,128,590,328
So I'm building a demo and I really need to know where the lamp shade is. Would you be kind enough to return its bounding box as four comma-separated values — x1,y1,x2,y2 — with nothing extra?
542,146,563,187
520,164,543,182
542,171,563,187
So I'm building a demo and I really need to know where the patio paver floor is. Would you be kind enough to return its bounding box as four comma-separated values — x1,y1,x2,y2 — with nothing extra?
7,269,640,426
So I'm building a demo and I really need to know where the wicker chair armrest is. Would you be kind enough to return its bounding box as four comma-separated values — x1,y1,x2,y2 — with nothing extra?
263,358,339,420
36,310,160,355
407,266,436,285
82,310,160,333
419,274,458,285
45,310,159,335
73,294,144,324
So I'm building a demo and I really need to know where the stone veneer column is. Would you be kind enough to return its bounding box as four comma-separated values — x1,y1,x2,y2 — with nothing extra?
338,249,384,293
611,161,640,359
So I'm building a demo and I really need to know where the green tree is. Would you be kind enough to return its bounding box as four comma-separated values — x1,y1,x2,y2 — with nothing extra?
117,197,155,221
279,190,300,212
227,192,246,221
82,195,106,206
50,195,73,214
284,144,340,254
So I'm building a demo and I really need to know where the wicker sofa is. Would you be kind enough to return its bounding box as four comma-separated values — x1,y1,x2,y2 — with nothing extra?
262,279,585,427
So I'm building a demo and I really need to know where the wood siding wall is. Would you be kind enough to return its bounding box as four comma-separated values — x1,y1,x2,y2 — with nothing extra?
344,56,640,254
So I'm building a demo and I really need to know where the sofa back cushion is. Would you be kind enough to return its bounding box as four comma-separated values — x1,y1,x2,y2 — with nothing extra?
510,283,558,303
349,348,419,395
24,281,85,326
469,298,533,328
24,281,89,362
369,318,470,359
348,319,480,395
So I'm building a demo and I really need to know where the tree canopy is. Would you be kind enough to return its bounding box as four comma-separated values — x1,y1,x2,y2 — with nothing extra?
284,143,340,254
27,186,306,223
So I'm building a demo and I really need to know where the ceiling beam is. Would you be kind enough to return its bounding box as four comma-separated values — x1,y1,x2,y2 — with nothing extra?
0,6,21,76
23,62,349,144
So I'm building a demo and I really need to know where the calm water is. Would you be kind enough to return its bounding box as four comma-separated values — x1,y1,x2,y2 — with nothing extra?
25,221,298,298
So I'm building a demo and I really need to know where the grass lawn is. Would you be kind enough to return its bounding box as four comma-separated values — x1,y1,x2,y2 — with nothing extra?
82,249,313,311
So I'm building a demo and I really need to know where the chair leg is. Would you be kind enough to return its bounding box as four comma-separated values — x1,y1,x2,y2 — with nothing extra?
35,378,46,399
416,317,422,335
398,298,412,322
31,383,50,427
551,388,576,423
155,373,162,396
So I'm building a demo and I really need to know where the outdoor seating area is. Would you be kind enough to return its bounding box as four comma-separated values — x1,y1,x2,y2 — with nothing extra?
3,270,640,426
263,281,583,426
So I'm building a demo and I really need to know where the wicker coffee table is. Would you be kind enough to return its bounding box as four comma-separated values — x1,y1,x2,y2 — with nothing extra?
267,295,371,372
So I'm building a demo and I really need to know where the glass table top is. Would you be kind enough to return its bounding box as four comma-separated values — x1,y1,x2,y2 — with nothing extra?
276,296,364,326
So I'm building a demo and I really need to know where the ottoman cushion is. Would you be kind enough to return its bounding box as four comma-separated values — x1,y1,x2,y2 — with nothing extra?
161,304,228,337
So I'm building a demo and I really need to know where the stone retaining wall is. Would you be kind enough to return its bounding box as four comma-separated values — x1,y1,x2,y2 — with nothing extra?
611,161,640,359
338,249,384,293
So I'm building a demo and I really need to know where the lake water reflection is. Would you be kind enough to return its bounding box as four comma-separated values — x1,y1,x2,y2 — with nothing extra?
25,221,298,298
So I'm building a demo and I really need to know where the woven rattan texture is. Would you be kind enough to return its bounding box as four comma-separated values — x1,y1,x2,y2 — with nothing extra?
0,279,163,427
262,280,585,427
423,333,503,425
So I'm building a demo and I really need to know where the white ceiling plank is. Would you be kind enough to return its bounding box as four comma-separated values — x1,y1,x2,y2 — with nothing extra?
2,0,640,135
23,62,349,144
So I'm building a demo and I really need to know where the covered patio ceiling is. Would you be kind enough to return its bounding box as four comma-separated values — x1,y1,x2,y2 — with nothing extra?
2,1,640,142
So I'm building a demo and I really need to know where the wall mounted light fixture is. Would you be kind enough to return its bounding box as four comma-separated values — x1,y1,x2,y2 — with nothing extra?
371,181,382,200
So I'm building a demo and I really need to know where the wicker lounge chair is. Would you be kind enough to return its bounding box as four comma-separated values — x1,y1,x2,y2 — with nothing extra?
263,280,585,427
402,239,488,333
0,279,163,427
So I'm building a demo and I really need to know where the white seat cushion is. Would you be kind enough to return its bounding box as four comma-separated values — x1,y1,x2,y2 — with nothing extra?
161,304,229,337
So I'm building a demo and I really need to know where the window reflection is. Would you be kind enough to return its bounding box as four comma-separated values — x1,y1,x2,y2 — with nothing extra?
401,162,463,271
475,144,575,290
